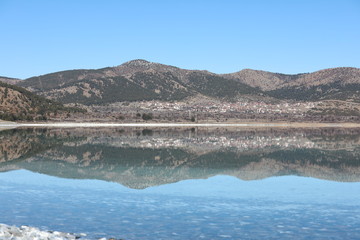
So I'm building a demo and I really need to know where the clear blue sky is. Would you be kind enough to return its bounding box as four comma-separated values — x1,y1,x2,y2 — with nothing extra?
0,0,359,79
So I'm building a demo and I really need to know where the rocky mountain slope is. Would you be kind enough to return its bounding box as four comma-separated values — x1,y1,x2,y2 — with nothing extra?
2,60,359,106
0,81,84,121
17,60,260,105
0,76,21,85
226,67,360,102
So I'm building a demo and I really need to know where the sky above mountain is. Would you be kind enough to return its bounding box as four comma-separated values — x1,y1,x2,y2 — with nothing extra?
0,0,359,79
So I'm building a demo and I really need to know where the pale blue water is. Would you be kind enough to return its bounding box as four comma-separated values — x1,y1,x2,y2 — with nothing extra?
1,170,360,239
0,128,360,239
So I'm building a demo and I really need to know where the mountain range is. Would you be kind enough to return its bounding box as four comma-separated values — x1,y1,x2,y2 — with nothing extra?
1,60,360,122
1,60,359,105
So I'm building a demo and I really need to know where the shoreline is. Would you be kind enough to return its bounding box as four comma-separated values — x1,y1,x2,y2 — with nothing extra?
1,121,360,128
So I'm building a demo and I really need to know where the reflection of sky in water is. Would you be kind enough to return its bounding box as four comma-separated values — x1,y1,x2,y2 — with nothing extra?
1,170,360,239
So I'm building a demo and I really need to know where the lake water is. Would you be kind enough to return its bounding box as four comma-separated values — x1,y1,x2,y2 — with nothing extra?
0,127,360,239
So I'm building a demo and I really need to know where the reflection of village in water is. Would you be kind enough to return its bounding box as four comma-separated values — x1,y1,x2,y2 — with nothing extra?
1,127,360,188
110,134,315,152
87,128,360,153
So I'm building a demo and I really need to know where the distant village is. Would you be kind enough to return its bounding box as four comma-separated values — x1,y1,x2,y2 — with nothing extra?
134,100,315,117
57,99,360,123
64,100,338,123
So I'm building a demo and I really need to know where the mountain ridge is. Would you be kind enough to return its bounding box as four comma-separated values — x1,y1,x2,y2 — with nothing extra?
2,61,358,87
224,67,360,90
15,59,261,104
1,60,359,105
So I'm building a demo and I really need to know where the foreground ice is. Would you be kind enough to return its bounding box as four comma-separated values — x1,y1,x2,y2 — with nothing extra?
0,224,117,240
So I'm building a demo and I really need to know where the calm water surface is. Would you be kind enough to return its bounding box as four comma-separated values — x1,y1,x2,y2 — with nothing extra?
0,127,360,239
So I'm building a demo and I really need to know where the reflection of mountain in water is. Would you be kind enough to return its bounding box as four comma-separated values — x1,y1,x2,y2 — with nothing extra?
0,127,360,188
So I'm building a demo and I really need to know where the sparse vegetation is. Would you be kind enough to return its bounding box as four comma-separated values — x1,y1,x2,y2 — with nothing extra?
188,72,260,101
268,83,360,103
0,81,85,121
14,62,263,105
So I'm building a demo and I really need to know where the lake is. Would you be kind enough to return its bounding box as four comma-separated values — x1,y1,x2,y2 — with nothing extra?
0,127,360,239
